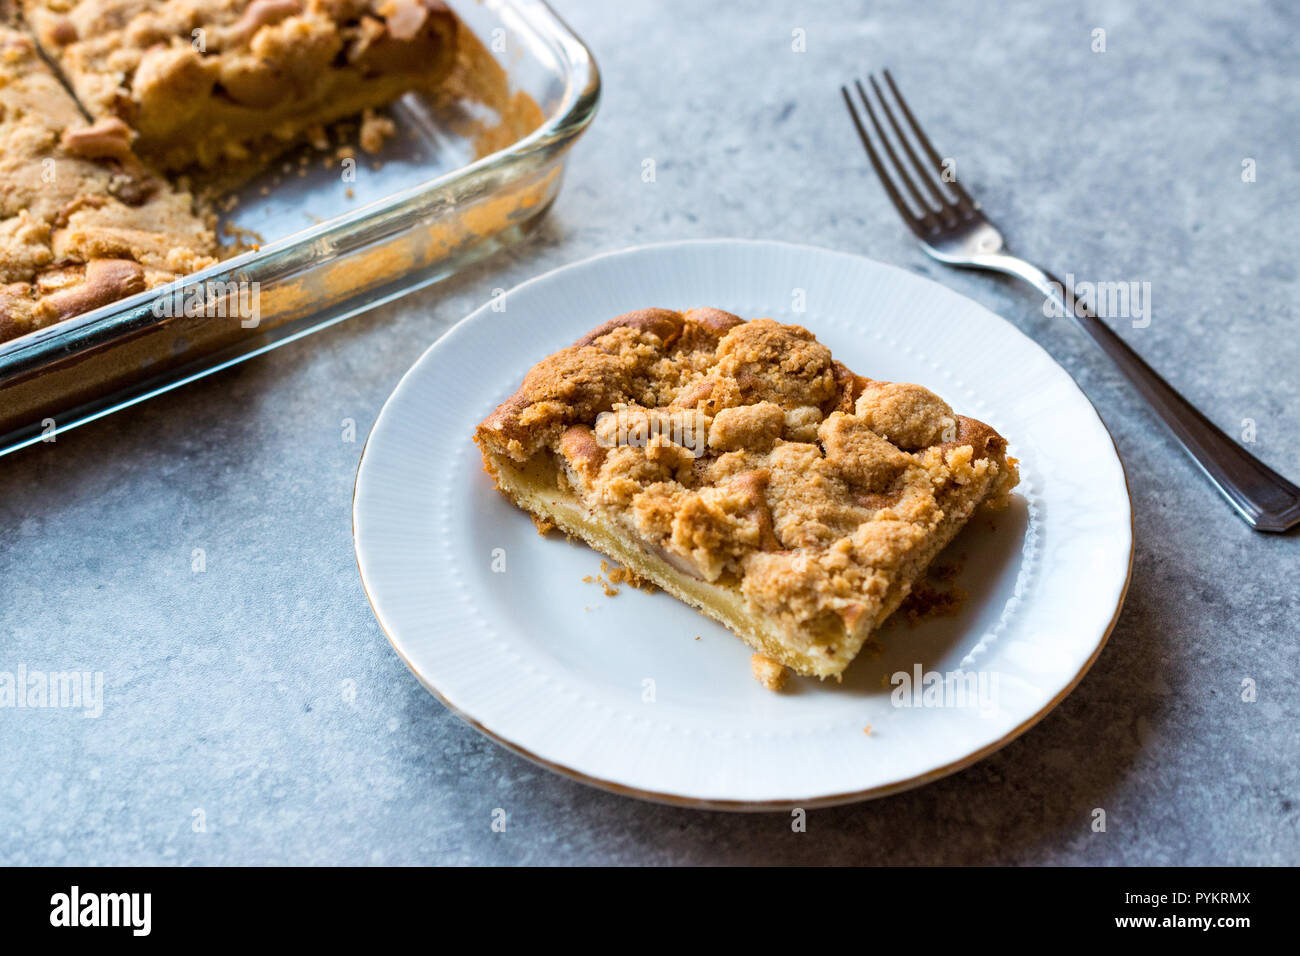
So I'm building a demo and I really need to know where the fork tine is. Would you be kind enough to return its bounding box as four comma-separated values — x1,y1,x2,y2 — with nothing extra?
852,79,939,225
867,74,952,219
840,85,925,236
882,69,978,213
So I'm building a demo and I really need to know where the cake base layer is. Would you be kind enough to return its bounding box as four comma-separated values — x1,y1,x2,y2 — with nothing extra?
483,450,1001,680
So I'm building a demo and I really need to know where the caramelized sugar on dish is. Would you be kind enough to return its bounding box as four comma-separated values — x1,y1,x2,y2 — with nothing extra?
474,308,1020,681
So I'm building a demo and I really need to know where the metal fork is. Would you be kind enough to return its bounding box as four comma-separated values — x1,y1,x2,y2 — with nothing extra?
841,72,1300,532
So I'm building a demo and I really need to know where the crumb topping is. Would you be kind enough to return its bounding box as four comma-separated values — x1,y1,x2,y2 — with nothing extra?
476,308,1019,649
0,25,217,342
23,0,458,170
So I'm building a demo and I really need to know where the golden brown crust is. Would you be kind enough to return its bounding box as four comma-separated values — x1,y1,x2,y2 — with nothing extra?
475,308,1021,677
0,24,216,344
41,257,146,319
23,0,459,171
476,307,740,463
60,118,135,161
571,307,684,349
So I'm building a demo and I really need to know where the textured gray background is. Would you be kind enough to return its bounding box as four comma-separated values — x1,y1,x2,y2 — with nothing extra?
2,0,1297,865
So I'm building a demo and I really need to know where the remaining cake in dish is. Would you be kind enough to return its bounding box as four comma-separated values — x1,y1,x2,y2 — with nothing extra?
475,308,1019,681
0,0,465,342
0,25,217,343
23,0,458,170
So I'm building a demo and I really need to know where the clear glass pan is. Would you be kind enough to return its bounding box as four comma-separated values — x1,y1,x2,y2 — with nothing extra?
0,0,599,457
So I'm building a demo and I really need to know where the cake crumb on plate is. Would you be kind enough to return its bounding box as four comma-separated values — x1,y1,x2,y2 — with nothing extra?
750,654,788,691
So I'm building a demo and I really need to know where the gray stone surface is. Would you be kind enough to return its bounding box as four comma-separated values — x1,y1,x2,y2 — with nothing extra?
1,0,1297,865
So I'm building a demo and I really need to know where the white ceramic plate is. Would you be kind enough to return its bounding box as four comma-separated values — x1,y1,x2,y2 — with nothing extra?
353,239,1132,809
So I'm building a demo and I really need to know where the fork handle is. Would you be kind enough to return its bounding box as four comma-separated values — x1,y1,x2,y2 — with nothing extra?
973,253,1300,532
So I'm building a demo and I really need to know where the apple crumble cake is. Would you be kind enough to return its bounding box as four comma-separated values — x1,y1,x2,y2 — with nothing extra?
475,308,1019,681
0,25,217,343
0,0,466,343
23,0,458,170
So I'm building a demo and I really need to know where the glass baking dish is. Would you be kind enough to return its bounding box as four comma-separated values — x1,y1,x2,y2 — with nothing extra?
0,0,599,457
